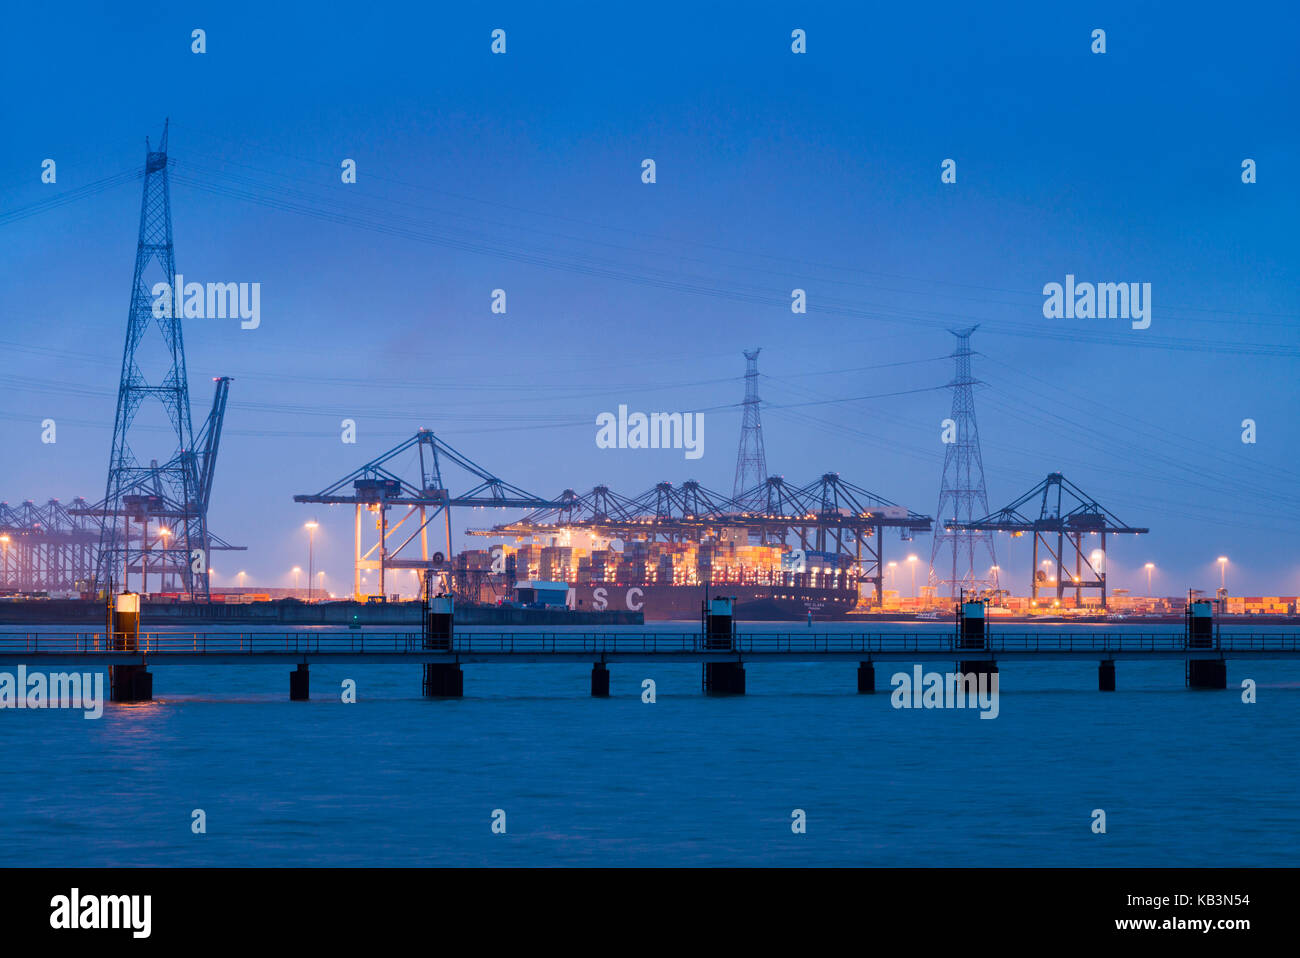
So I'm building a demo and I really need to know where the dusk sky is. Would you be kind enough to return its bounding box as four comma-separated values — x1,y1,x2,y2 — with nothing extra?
1,2,1297,596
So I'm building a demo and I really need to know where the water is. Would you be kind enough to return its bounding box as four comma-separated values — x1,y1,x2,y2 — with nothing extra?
2,623,1297,866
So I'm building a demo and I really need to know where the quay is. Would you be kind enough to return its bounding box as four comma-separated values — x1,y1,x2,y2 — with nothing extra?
0,596,1292,701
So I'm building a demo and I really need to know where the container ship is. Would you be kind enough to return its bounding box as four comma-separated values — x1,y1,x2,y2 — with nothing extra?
455,529,862,621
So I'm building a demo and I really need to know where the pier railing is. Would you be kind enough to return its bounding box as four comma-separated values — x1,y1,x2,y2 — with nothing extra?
1,631,1298,655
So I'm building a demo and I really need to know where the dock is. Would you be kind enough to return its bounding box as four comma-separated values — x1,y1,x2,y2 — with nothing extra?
2,628,1297,665
3,594,1283,700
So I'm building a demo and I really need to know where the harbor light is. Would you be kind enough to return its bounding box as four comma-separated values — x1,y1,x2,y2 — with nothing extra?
306,520,319,601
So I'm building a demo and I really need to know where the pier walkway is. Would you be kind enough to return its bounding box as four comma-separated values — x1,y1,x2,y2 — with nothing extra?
1,629,1296,665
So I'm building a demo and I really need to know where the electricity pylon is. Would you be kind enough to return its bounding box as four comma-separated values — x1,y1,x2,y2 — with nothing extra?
732,348,767,507
96,120,209,598
929,326,997,598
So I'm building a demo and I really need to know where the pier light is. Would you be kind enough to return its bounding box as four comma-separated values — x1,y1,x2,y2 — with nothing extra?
306,519,320,602
292,566,301,589
1217,556,1228,590
1144,562,1155,596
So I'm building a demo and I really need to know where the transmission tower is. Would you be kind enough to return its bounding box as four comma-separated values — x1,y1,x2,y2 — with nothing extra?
929,326,996,598
732,348,767,507
96,120,210,599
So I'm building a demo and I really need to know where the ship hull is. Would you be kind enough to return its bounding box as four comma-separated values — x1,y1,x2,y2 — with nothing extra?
570,582,858,621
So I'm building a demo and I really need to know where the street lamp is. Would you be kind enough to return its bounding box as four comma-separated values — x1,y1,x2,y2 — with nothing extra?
1218,556,1228,591
1144,562,1155,596
990,564,1000,592
292,566,301,591
907,554,918,599
238,570,247,589
887,560,897,590
155,527,171,594
306,520,319,602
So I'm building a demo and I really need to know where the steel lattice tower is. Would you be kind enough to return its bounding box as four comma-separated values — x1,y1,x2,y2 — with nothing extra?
929,326,996,598
96,120,209,599
732,348,767,506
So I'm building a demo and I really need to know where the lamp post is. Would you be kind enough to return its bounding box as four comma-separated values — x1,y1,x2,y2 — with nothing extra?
306,520,319,602
157,527,171,593
238,570,247,590
1144,562,1154,596
887,560,897,591
907,554,918,599
292,567,301,593
990,564,1000,593
1218,556,1228,591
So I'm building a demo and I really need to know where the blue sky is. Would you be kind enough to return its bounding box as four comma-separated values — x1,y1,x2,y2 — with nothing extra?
1,2,1297,596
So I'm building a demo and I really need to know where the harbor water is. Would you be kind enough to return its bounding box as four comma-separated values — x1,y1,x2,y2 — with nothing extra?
2,623,1297,867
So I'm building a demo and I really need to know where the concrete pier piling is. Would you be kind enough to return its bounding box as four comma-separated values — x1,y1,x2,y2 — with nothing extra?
1186,659,1226,689
702,597,745,694
857,662,875,693
422,590,463,697
425,593,453,652
290,663,309,700
1185,599,1227,689
703,662,746,694
1098,659,1116,691
422,664,463,697
591,662,610,697
110,665,152,702
108,591,152,702
955,595,997,682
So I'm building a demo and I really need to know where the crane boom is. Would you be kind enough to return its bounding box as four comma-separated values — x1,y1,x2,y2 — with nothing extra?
196,377,232,512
